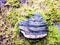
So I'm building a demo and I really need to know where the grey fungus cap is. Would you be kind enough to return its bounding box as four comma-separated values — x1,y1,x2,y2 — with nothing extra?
18,13,48,39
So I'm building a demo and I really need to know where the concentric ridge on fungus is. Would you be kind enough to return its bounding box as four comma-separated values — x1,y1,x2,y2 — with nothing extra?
18,13,48,39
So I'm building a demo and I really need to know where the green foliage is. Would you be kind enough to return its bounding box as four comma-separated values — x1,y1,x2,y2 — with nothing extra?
6,0,20,7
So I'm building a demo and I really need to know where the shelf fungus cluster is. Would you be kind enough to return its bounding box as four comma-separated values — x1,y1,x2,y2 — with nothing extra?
18,13,48,39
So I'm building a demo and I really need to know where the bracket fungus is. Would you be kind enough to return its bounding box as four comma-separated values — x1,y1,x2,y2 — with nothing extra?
18,13,48,39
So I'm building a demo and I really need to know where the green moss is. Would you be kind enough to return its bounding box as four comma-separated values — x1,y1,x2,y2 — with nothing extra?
45,0,60,24
47,25,59,45
7,8,19,26
6,0,20,7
